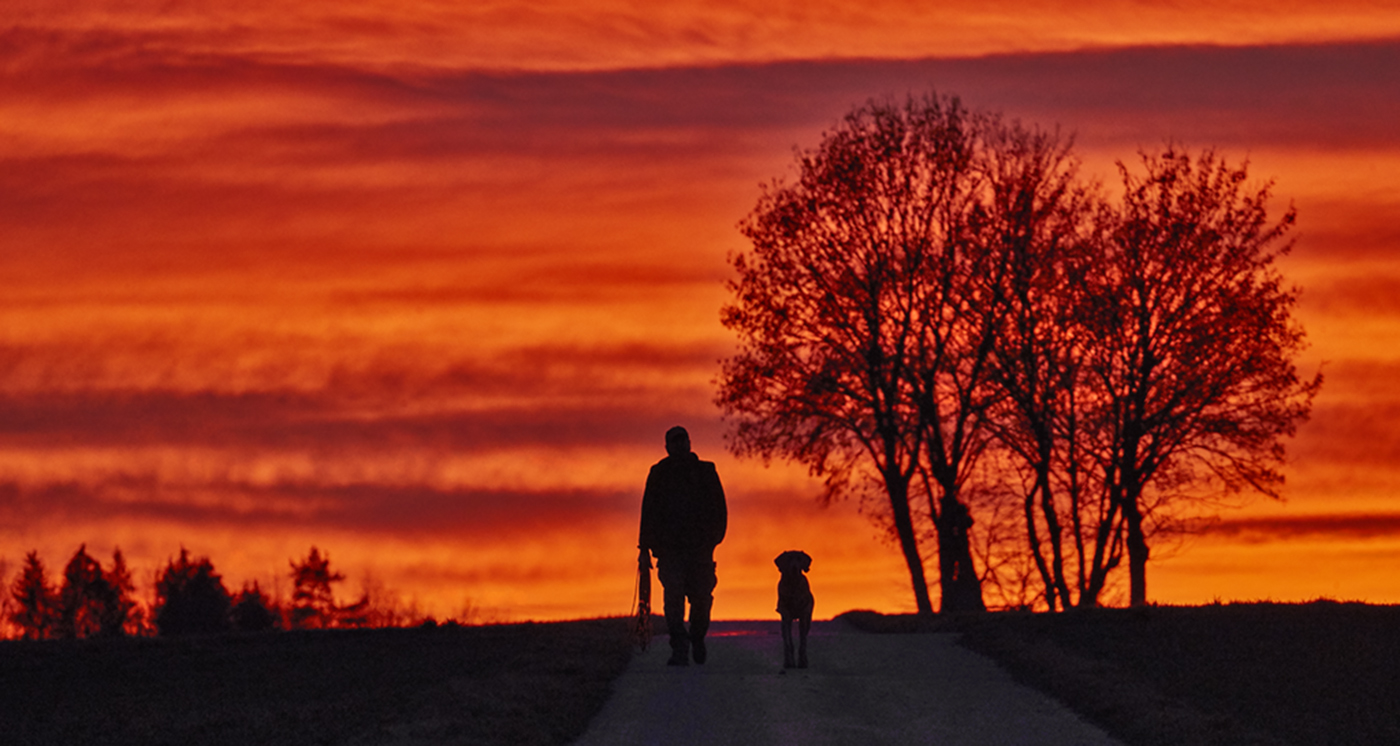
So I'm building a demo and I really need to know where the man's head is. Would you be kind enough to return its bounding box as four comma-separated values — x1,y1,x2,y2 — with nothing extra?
665,426,691,457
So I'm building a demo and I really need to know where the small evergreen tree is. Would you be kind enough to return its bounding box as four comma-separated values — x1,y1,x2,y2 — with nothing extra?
154,548,231,636
289,546,344,630
56,545,120,639
9,551,56,640
105,548,142,636
230,582,280,632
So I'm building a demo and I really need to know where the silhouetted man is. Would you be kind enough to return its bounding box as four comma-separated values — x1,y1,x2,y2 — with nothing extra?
639,426,727,666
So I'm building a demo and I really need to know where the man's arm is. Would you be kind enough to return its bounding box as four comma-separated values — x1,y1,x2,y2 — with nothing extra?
707,463,727,547
638,466,659,554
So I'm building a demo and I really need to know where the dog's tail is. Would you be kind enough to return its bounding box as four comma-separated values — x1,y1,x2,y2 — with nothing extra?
630,547,653,651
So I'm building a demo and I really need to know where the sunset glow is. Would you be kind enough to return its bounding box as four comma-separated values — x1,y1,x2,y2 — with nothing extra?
2,3,1399,622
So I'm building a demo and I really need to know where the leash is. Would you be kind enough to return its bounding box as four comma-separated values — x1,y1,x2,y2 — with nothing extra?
630,547,653,650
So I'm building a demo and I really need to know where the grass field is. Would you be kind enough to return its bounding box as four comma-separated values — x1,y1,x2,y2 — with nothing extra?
844,601,1400,746
0,618,633,746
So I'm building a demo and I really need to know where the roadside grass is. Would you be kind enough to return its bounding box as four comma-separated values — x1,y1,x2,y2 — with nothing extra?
0,617,633,746
842,601,1400,746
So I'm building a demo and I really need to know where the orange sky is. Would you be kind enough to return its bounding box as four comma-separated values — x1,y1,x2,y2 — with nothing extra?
2,3,1399,622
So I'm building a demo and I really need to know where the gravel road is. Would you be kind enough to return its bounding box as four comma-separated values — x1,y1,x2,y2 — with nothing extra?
572,619,1123,746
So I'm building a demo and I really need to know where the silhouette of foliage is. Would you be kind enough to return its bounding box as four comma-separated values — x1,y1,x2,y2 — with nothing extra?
337,593,371,629
230,581,280,632
8,551,57,640
984,141,1118,611
723,94,1318,612
154,548,231,636
55,545,122,639
1,544,437,639
984,148,1319,611
721,94,1088,614
1081,147,1320,606
289,546,345,629
106,548,144,636
721,94,972,615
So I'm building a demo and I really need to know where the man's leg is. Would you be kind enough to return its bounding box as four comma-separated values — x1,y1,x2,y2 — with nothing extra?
686,560,717,664
657,558,689,665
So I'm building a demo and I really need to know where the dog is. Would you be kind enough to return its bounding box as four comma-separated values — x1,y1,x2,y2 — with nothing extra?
774,550,814,669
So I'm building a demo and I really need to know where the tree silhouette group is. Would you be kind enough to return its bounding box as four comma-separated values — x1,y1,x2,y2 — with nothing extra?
5,545,399,640
719,93,1320,614
8,547,139,640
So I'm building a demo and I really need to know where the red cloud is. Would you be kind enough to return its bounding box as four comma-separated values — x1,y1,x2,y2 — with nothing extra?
1206,513,1400,542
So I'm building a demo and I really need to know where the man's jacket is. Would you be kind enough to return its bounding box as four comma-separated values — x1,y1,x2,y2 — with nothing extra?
639,452,727,560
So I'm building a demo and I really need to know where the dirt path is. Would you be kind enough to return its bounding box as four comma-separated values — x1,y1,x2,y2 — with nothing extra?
571,619,1123,746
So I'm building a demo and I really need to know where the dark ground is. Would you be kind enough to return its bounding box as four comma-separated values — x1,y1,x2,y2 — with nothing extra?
0,618,633,746
843,601,1400,746
5,604,1397,746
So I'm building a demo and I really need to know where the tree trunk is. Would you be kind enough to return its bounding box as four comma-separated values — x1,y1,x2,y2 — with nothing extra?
1037,469,1074,612
935,492,986,613
1079,480,1123,608
886,474,935,616
1125,496,1149,607
1023,482,1057,611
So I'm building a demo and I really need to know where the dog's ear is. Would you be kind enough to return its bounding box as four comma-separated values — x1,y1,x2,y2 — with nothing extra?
775,550,812,573
775,550,800,572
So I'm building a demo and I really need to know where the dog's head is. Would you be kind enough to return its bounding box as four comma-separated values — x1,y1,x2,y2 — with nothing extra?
774,550,812,576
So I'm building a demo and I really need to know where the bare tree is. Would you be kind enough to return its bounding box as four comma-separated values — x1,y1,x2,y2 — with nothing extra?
982,126,1121,611
987,145,1320,611
1082,147,1321,606
721,98,1317,615
719,96,981,615
721,95,1032,614
905,115,1089,614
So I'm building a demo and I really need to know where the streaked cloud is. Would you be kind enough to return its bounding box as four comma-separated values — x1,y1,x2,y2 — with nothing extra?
1207,513,1400,542
0,477,633,537
3,9,1399,617
8,0,1400,71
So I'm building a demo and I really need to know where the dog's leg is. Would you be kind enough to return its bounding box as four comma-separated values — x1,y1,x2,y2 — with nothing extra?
797,616,810,668
781,616,796,668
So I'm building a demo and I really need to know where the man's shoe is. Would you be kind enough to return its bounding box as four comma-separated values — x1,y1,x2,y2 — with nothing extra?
692,638,707,664
666,650,689,666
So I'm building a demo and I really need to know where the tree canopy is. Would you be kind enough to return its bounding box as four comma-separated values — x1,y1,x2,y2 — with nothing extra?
154,548,232,636
290,546,346,630
9,551,56,640
720,94,992,613
1083,148,1320,606
720,94,1319,612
